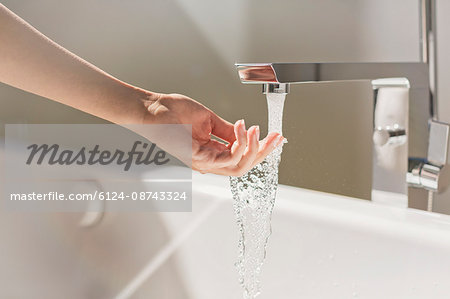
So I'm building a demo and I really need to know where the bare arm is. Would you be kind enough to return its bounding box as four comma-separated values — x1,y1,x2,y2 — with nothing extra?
0,3,147,124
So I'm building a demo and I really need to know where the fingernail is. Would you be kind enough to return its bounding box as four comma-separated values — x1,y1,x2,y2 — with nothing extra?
240,119,246,133
277,136,286,146
255,126,260,140
234,119,241,129
273,135,283,148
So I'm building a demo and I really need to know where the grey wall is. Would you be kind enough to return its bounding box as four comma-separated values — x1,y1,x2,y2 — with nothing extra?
0,1,448,203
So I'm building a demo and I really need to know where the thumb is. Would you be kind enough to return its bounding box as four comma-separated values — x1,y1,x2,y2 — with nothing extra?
210,113,237,144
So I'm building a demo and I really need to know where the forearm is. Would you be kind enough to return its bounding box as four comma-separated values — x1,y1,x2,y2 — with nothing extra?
0,4,149,124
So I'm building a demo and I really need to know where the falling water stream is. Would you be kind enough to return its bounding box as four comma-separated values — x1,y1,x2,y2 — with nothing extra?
230,93,286,299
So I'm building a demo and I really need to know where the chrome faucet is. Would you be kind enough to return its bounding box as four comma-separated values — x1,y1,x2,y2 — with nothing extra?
234,0,449,213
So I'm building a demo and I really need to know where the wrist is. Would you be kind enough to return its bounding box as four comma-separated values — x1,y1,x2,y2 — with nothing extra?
108,83,158,125
132,87,159,125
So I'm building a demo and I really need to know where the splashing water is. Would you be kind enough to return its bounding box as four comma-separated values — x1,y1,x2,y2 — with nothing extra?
230,93,286,299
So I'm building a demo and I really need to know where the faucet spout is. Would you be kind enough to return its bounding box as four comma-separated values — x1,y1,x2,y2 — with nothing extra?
262,83,290,94
236,63,319,84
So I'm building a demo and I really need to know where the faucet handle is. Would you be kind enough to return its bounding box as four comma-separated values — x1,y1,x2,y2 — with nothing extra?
373,124,407,147
428,120,450,166
407,121,450,193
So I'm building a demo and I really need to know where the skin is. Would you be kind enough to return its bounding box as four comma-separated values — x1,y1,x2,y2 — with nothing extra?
0,4,284,176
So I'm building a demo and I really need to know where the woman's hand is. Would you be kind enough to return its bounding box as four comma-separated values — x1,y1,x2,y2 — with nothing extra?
142,92,284,176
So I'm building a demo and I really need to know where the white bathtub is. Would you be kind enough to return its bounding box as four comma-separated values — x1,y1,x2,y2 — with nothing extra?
2,171,450,298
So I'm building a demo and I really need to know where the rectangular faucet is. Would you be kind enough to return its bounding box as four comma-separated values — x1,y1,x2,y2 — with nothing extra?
236,62,449,211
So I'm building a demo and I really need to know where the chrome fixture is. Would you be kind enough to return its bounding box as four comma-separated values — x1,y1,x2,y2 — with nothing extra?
373,124,407,147
408,121,450,193
235,0,450,211
262,83,289,94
